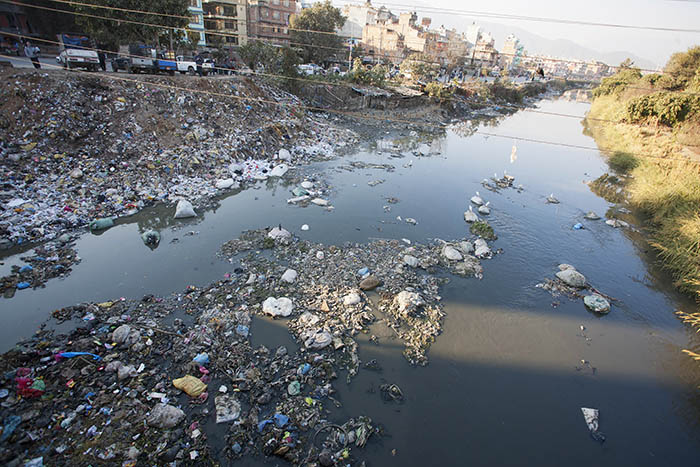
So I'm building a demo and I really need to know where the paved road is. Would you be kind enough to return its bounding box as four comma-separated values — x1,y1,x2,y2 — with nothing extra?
0,54,114,71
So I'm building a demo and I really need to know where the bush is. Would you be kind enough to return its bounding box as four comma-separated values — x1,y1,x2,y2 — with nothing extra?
608,151,639,173
347,59,387,87
663,46,700,90
625,92,700,126
592,68,642,97
488,81,523,104
425,82,454,100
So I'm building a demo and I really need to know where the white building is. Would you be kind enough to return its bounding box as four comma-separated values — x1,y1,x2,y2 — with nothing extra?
465,22,481,45
338,1,378,41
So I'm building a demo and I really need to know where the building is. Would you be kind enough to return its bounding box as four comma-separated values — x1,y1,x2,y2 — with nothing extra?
338,1,378,41
361,24,403,59
203,0,247,47
188,0,207,46
247,0,297,46
0,3,32,37
501,34,524,70
465,22,481,46
471,31,498,67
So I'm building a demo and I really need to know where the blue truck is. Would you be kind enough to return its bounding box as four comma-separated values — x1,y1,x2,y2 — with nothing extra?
111,44,176,75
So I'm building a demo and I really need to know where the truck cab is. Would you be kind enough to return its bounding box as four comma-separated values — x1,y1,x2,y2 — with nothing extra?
57,33,99,71
124,45,175,75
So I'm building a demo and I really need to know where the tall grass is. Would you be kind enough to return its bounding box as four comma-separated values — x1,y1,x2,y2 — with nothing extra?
586,97,700,304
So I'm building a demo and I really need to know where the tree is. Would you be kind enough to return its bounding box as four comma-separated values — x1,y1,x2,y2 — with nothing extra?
619,58,635,69
290,0,346,64
400,53,439,82
663,46,700,90
72,0,190,49
238,41,300,89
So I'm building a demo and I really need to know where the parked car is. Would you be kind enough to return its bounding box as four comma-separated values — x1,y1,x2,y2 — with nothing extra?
110,56,130,72
297,63,324,76
57,33,99,71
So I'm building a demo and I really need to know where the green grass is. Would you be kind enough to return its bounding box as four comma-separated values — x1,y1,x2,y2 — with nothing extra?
586,96,700,303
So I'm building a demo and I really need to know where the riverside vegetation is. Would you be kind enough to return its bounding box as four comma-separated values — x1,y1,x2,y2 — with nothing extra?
585,46,700,337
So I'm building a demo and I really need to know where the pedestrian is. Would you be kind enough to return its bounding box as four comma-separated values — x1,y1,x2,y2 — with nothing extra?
98,50,106,71
24,41,41,69
195,53,203,77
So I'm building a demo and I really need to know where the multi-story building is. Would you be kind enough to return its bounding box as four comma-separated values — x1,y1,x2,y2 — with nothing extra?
362,23,404,59
187,0,206,46
0,3,33,37
203,0,247,47
338,1,378,41
465,23,481,46
247,0,297,46
501,34,524,70
471,32,498,67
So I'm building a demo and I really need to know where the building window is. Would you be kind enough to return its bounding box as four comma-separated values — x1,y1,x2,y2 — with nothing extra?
283,0,289,6
273,11,280,19
191,14,202,24
189,0,199,7
272,0,279,4
225,21,235,29
223,6,234,16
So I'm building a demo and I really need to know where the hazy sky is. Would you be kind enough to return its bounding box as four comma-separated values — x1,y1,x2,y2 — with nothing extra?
335,0,700,65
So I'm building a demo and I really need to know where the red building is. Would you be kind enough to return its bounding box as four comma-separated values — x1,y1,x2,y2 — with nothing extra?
247,0,297,45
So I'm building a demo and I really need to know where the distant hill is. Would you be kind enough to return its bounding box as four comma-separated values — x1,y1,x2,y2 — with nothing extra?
478,21,660,70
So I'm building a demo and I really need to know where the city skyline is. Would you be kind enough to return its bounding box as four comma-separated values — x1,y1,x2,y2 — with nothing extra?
334,0,700,66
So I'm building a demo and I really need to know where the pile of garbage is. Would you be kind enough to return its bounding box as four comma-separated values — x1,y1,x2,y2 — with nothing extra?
0,286,379,465
0,233,79,298
220,227,496,366
0,70,358,247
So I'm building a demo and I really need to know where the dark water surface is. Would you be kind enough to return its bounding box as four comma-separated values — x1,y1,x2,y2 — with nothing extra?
2,95,699,465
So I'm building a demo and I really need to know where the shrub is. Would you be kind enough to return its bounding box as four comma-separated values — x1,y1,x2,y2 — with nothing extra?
425,82,454,100
592,68,642,97
608,151,639,173
625,92,700,126
347,59,387,87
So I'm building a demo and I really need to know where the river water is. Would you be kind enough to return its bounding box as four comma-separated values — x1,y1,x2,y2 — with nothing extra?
2,93,699,465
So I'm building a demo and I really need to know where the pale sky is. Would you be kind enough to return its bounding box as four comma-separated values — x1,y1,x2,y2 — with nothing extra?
334,0,700,66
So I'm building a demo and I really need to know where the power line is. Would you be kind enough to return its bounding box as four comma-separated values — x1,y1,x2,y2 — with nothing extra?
47,0,192,21
14,0,671,75
337,0,700,33
6,28,700,140
2,52,698,167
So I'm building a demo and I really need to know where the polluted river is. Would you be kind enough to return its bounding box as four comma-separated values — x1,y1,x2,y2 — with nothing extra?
1,93,699,466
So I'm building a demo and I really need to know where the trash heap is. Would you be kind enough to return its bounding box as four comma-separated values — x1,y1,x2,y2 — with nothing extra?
0,70,358,247
0,233,79,298
0,290,379,465
221,227,496,366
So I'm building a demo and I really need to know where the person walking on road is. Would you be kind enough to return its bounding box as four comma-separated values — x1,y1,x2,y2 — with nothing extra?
24,41,41,69
195,53,204,77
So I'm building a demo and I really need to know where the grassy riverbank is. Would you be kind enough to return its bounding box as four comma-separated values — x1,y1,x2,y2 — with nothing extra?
585,48,700,308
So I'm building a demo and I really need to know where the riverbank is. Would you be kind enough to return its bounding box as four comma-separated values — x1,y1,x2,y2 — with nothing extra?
1,96,699,466
584,89,700,310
